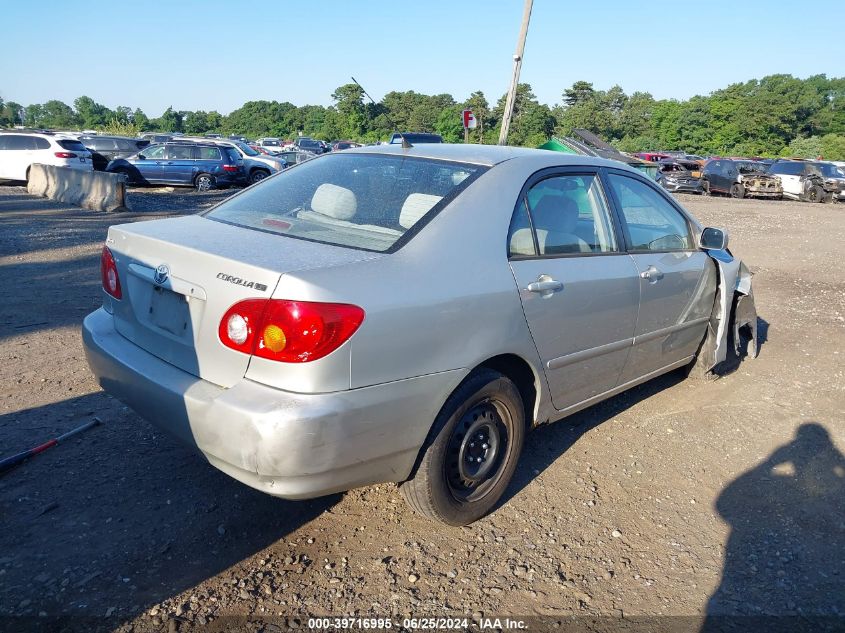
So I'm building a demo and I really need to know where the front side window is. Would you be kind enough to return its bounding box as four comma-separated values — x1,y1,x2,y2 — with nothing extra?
607,174,693,252
206,153,484,252
513,173,617,256
3,135,30,150
141,145,166,159
769,162,803,176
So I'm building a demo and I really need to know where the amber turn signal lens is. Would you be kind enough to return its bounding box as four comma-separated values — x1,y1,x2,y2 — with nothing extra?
262,324,287,353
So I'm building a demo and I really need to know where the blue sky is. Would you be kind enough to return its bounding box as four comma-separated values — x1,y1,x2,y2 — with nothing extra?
1,0,843,116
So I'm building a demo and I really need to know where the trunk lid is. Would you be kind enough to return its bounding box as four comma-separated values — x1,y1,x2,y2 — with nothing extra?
106,215,381,387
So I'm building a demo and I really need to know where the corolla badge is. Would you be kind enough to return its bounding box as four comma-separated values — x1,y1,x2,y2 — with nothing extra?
153,264,170,285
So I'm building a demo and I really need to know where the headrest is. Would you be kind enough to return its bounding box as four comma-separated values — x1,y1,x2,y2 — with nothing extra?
399,193,443,229
311,183,357,220
532,195,579,234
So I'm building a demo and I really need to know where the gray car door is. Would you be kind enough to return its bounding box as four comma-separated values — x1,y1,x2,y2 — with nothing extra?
508,170,640,411
604,171,715,384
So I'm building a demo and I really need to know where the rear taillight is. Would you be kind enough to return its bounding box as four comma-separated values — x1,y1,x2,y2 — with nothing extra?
222,164,239,172
54,152,77,158
100,246,122,299
219,299,364,363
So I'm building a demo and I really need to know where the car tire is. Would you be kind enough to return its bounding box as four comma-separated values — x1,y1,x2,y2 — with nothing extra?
249,169,270,185
730,183,745,199
807,185,824,203
195,173,215,192
399,369,525,526
701,181,711,196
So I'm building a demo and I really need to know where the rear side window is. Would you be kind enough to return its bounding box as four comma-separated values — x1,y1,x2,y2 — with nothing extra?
607,174,693,251
206,153,485,252
224,148,240,163
510,174,617,257
196,146,222,160
167,145,195,160
81,137,112,150
57,139,88,152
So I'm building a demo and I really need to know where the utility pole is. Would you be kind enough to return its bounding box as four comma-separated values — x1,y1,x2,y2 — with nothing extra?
498,0,533,146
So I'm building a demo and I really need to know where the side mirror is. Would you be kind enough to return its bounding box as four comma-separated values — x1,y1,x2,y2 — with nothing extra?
700,227,728,251
137,154,146,160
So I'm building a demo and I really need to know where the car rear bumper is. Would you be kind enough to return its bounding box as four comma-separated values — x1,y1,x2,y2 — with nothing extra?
82,308,462,499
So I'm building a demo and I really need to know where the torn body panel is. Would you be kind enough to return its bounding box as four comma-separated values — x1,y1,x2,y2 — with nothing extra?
695,250,758,373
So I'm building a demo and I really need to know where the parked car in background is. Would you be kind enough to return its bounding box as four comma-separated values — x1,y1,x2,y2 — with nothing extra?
83,144,756,526
140,133,173,144
702,159,782,198
178,137,286,184
276,150,316,167
655,160,704,194
105,142,245,191
388,132,443,145
80,135,150,171
256,138,283,155
332,140,363,151
633,152,671,163
294,137,326,154
768,160,842,202
0,130,92,181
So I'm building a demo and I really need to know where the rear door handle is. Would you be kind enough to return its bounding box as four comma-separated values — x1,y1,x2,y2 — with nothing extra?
639,265,664,282
527,275,563,294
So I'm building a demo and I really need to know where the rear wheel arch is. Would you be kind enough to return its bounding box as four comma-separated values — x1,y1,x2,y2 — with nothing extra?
476,353,540,430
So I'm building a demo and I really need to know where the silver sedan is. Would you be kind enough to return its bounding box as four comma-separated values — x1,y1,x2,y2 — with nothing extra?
83,144,757,525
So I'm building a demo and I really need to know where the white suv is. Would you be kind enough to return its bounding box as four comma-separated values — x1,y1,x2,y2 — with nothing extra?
0,131,93,181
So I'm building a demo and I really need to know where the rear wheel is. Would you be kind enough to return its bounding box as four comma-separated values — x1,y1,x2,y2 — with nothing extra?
400,369,525,526
730,183,745,199
195,173,214,192
249,169,270,185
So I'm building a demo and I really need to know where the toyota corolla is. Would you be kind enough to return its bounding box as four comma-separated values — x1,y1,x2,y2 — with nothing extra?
83,144,757,525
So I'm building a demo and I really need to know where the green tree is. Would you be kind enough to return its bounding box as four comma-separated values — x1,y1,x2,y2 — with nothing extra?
74,96,112,129
131,108,150,131
493,84,554,147
152,106,183,133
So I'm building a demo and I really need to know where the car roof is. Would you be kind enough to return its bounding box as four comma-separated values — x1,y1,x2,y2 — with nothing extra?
342,142,641,172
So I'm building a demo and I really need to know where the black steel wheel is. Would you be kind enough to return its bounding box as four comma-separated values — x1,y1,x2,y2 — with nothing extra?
400,369,525,526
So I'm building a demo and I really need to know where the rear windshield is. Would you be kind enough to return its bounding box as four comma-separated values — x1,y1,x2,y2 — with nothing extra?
205,153,486,252
57,139,88,151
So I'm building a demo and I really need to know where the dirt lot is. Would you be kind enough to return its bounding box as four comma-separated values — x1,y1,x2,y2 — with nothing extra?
1,184,843,632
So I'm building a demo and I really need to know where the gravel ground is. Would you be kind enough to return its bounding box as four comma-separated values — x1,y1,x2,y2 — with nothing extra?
0,184,843,632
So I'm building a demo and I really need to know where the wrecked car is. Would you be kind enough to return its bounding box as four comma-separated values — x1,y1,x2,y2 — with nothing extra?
656,159,705,193
702,159,783,199
768,160,842,203
82,146,756,526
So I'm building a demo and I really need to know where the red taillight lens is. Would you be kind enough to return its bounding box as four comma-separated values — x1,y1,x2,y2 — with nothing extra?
54,152,77,158
222,164,239,172
218,299,364,363
100,246,122,299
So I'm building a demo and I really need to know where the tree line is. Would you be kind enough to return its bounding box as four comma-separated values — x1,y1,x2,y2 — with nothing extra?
2,74,844,159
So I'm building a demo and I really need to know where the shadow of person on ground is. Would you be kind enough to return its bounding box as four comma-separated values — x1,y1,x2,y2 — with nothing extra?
702,422,845,632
